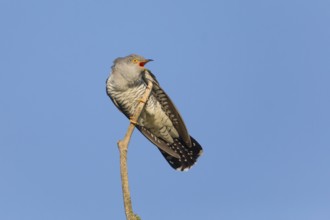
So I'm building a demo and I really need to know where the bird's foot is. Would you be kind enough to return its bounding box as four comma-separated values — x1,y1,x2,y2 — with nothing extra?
137,98,147,104
129,117,138,125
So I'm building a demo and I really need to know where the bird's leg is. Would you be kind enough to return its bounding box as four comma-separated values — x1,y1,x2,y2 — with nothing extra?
137,86,151,104
146,84,152,90
132,86,152,125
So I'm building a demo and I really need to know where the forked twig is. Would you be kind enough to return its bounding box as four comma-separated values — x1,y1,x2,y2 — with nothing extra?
117,78,153,220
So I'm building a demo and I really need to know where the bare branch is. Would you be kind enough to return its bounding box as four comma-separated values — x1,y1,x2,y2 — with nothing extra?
117,77,153,220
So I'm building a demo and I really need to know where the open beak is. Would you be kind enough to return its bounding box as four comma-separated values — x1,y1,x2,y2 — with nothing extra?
139,59,153,67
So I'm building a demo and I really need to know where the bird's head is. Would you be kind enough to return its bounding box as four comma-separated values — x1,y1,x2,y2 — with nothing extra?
112,54,153,82
113,54,153,69
127,54,153,68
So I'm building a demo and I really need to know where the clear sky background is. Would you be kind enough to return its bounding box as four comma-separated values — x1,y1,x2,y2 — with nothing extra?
1,0,329,219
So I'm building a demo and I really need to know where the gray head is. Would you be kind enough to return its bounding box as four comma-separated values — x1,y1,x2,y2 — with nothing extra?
113,54,153,67
111,54,153,83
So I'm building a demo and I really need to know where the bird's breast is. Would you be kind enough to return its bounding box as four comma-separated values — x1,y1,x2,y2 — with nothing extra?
108,83,146,116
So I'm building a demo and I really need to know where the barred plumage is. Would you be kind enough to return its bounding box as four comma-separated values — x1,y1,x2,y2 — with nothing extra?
106,54,203,171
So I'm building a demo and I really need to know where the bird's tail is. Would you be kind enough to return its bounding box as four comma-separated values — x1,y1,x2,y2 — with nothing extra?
159,136,203,171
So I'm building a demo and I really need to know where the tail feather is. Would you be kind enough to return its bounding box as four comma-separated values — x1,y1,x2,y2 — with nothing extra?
159,136,203,171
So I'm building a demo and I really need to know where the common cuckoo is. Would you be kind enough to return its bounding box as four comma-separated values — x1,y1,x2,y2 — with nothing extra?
106,54,203,171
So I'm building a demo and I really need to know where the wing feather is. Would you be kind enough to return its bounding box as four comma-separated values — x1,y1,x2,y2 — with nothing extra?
136,126,180,158
142,70,192,147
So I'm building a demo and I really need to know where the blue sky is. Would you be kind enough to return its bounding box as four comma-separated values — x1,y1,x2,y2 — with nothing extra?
1,0,330,219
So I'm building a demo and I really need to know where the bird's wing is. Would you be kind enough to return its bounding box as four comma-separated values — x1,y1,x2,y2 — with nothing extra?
142,70,192,147
137,126,180,159
106,75,180,159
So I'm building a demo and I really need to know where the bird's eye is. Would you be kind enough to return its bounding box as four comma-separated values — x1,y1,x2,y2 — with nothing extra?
132,59,138,63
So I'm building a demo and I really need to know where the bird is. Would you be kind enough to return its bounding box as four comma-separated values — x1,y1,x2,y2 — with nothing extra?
106,54,203,171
